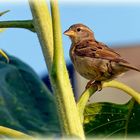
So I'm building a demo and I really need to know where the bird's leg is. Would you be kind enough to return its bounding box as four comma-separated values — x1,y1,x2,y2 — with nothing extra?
86,80,102,91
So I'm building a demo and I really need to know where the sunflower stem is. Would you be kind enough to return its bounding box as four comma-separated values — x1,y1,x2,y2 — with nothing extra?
103,80,140,104
29,0,85,139
29,0,53,73
77,80,140,123
50,0,85,139
77,85,98,123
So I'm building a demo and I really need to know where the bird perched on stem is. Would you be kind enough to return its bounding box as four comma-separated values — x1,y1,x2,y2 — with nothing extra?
64,23,140,90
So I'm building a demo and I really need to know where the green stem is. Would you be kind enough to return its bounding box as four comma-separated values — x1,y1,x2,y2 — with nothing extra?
29,0,85,139
0,10,10,16
50,0,85,139
77,85,98,123
0,126,32,139
77,80,140,123
0,20,34,32
29,0,53,74
103,80,140,104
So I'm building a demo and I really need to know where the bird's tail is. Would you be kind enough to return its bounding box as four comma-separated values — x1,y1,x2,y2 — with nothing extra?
119,62,140,72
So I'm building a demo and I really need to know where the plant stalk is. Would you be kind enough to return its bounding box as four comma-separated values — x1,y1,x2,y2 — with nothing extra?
77,85,98,123
103,80,140,104
29,0,85,139
29,0,53,73
0,20,34,32
50,0,85,139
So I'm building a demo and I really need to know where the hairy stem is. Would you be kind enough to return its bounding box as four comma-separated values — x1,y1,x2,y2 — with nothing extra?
29,0,85,139
50,0,85,139
29,0,53,73
77,85,98,123
0,20,34,32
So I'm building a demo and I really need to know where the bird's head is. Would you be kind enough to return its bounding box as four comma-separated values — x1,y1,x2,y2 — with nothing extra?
64,23,95,44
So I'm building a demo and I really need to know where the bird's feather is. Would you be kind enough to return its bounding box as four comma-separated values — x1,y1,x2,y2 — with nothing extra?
75,40,126,63
74,40,140,72
118,62,140,72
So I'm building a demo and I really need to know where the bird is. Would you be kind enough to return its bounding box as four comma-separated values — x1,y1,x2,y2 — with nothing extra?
64,23,140,90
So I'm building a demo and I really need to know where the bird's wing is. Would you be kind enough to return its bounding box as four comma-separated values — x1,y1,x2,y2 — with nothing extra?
74,40,140,72
74,40,127,63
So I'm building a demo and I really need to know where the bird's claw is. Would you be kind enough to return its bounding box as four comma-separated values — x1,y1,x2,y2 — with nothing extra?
96,81,102,91
86,80,102,91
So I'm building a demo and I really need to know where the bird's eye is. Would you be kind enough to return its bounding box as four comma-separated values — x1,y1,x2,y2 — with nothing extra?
76,28,81,32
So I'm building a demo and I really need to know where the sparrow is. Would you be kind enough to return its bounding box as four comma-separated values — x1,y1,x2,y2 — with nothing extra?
64,23,140,89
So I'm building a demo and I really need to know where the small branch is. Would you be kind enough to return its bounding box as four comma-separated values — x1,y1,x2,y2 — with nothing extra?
103,80,140,104
0,126,32,139
0,20,35,32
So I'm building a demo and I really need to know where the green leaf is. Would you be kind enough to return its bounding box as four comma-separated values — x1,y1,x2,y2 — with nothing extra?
84,99,140,139
0,54,60,136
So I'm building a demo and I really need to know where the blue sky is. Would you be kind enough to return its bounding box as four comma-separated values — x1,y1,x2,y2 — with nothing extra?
0,1,140,76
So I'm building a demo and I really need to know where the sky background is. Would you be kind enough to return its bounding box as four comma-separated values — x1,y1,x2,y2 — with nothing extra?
0,0,140,76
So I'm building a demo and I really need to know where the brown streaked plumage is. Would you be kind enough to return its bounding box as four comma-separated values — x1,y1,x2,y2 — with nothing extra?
64,23,140,89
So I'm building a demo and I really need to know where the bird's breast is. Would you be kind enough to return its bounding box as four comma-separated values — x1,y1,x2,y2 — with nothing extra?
70,47,100,80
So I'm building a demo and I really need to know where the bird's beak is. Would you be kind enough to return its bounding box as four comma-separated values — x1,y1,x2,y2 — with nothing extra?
63,29,75,37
